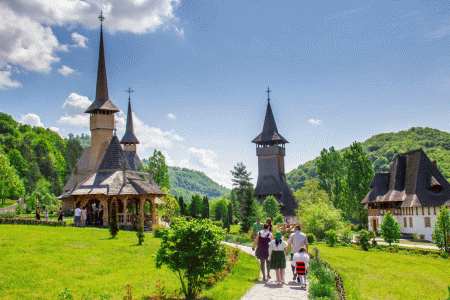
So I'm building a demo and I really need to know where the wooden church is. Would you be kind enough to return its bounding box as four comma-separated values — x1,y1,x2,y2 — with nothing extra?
252,90,297,219
59,15,165,229
362,149,450,241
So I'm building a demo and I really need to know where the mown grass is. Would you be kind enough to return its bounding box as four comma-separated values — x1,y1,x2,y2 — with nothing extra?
0,199,16,209
0,225,259,300
314,244,450,300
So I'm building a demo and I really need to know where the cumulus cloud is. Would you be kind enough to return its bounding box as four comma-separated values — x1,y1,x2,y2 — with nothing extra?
71,32,88,48
20,113,44,127
308,119,322,125
0,65,21,90
50,126,60,133
187,147,219,169
0,0,183,86
167,113,176,119
58,65,75,76
58,92,92,127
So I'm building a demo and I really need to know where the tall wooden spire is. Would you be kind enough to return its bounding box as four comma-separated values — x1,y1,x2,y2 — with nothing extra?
121,87,140,146
85,12,119,113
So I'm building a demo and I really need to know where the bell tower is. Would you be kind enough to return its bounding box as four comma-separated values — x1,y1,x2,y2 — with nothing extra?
84,12,120,169
252,88,297,217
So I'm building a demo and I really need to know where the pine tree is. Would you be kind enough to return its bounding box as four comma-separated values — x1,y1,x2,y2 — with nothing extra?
433,205,450,252
190,194,203,219
240,187,256,233
202,196,210,219
230,162,252,220
178,196,185,216
230,189,238,219
109,198,119,238
380,211,402,245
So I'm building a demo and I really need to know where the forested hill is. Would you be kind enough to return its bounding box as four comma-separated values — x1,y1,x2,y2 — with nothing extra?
168,167,230,200
287,127,450,192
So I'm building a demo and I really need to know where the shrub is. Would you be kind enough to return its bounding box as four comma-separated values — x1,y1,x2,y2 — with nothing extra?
156,217,227,299
109,198,119,238
212,221,223,229
15,203,22,215
0,211,15,219
306,233,316,244
413,231,419,241
325,229,338,247
339,227,353,244
273,214,284,225
136,213,144,245
309,283,336,299
153,224,168,238
356,229,375,251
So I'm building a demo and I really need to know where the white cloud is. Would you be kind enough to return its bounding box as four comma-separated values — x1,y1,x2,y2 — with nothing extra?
308,119,322,125
50,126,60,133
20,113,44,127
58,65,75,76
0,65,21,90
71,32,88,48
187,147,219,169
0,0,183,86
167,113,176,119
58,93,92,127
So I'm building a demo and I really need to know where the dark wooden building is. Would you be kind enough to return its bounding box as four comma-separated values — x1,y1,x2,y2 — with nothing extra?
252,92,297,218
361,149,450,241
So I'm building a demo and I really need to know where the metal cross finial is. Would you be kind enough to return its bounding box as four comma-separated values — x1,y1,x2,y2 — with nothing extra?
266,87,271,102
126,87,134,100
98,11,105,24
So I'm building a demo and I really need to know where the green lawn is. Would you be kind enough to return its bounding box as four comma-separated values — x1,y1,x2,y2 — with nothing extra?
314,244,450,300
0,199,16,209
0,225,259,300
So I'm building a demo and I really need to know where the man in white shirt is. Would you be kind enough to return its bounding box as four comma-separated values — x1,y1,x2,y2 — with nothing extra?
285,225,308,280
74,206,82,228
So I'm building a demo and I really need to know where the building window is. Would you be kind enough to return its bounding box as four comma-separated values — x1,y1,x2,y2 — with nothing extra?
416,207,418,215
409,217,413,228
428,207,430,215
424,217,431,228
434,206,436,215
404,217,407,228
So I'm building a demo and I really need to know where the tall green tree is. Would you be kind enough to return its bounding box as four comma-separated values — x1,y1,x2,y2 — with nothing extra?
0,154,25,205
240,187,258,233
229,189,238,218
178,196,186,216
380,211,402,245
343,142,374,223
146,149,170,190
230,162,252,219
32,178,58,208
227,202,233,225
202,196,210,219
109,198,119,238
433,205,450,252
262,195,280,220
157,187,180,219
64,138,83,180
190,194,203,219
316,146,345,209
7,149,28,179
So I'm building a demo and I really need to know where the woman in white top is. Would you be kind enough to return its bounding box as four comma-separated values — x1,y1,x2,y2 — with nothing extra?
268,231,288,284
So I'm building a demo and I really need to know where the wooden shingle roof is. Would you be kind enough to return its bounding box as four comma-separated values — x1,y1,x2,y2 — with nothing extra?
120,98,139,144
252,101,288,144
361,149,450,207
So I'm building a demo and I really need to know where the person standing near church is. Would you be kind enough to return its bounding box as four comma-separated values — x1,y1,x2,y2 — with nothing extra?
285,225,308,281
252,217,263,239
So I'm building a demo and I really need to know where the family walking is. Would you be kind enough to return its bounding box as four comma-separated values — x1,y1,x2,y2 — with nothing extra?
252,217,309,287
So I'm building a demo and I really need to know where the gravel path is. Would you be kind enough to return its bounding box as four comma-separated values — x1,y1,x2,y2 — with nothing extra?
222,242,308,300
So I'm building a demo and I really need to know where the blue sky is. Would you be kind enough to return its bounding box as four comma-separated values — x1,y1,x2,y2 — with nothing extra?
1,0,450,189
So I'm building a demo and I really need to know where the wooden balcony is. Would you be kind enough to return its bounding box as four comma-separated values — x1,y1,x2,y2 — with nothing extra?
368,208,401,216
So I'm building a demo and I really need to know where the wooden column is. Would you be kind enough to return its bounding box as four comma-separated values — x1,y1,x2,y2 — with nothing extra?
101,197,109,227
123,197,128,225
139,197,145,229
151,196,157,225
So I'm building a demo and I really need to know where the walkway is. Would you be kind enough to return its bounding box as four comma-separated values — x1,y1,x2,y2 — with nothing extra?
222,242,308,300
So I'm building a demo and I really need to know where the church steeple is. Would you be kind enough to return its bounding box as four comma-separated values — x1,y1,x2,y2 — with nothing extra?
85,12,119,113
121,87,139,152
252,88,288,145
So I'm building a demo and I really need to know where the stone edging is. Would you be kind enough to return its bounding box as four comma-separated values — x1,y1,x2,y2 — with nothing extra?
0,203,18,214
310,254,346,300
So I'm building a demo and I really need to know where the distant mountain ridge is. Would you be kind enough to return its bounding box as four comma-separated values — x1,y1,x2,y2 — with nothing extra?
287,127,450,192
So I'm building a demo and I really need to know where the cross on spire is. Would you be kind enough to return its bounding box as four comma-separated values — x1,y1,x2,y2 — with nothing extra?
266,87,271,102
98,11,105,26
126,87,134,100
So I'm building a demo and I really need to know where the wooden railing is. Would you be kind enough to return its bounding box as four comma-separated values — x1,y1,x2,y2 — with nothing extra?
368,208,401,216
277,223,299,234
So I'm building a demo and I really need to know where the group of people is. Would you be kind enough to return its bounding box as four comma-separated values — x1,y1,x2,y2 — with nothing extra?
252,216,309,287
74,204,103,228
35,206,64,221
